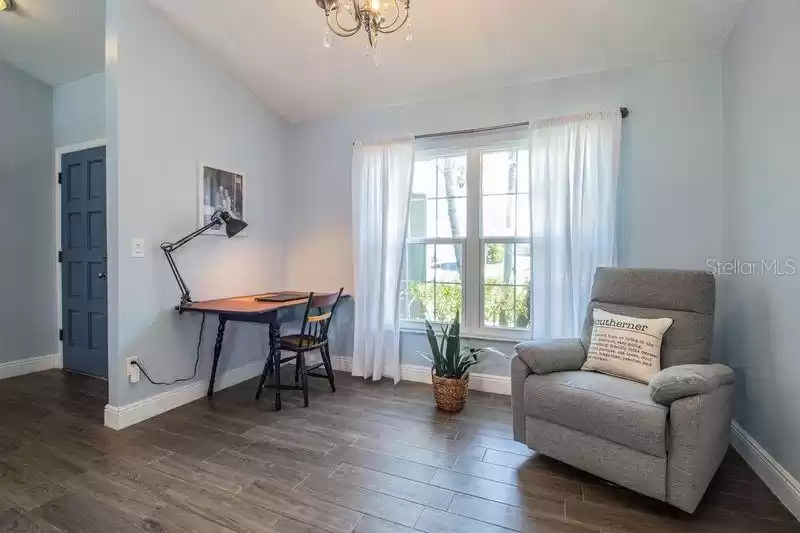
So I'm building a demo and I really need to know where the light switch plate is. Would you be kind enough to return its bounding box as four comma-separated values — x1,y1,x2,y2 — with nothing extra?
132,238,145,258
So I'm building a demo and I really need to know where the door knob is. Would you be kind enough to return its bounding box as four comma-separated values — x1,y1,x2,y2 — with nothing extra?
97,272,107,279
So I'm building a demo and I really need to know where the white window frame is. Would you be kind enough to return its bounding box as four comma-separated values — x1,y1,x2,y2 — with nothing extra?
400,129,532,341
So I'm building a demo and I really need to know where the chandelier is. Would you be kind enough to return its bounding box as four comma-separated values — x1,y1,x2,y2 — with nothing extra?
315,0,413,52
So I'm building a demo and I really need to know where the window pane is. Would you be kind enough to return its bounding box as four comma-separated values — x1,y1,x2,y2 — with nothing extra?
484,243,529,286
514,285,531,329
516,194,530,237
482,148,530,238
410,155,467,239
402,242,433,321
412,159,437,197
484,284,531,329
436,155,467,198
484,243,515,285
436,198,467,238
482,194,530,238
433,243,463,283
482,150,528,195
409,197,465,239
413,155,467,198
433,283,462,323
517,149,530,194
484,284,516,328
483,242,531,329
482,194,519,237
405,243,433,283
407,198,429,239
400,281,427,321
400,244,463,322
401,282,463,323
516,243,531,285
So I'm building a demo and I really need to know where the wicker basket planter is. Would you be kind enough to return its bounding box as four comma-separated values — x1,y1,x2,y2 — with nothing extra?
432,371,470,412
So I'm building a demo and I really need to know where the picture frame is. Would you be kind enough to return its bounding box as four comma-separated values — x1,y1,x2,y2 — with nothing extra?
198,163,246,236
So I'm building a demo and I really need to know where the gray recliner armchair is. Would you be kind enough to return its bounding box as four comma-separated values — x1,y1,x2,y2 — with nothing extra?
511,268,735,513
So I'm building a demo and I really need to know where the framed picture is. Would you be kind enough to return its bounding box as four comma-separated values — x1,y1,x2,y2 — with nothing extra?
198,163,246,236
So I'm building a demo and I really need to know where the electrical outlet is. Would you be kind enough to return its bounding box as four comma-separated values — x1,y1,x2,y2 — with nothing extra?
126,356,140,383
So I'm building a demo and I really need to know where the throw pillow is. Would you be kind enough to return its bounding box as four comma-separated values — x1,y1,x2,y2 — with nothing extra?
581,308,673,384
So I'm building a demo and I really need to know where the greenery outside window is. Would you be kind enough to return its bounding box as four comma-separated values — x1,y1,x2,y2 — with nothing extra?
399,132,532,339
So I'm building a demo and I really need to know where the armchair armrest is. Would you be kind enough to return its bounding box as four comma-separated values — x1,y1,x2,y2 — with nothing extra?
511,338,586,444
649,364,735,405
514,338,587,375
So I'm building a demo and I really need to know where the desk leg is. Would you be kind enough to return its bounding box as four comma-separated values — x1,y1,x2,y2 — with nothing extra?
270,322,282,411
255,352,271,400
207,316,227,397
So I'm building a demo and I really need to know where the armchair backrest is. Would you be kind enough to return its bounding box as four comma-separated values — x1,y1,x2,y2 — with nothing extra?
581,268,715,368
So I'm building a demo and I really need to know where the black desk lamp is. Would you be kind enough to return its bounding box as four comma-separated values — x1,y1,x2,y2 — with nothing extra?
161,210,248,308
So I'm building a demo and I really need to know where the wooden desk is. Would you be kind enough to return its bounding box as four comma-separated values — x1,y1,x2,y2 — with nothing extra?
180,292,334,400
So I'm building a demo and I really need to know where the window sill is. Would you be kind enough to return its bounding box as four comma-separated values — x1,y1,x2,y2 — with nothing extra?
399,325,528,344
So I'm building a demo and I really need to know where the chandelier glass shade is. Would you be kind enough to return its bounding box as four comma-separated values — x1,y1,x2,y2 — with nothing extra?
316,0,412,49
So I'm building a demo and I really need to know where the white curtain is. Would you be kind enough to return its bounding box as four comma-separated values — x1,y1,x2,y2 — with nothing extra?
529,110,622,338
351,140,414,382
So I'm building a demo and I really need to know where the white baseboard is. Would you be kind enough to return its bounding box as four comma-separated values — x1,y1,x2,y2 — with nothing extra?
330,356,511,395
104,360,264,431
104,354,511,431
398,363,512,395
0,353,60,380
731,420,800,520
331,355,353,372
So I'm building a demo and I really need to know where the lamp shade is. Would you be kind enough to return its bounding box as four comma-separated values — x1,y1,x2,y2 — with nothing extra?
219,211,248,238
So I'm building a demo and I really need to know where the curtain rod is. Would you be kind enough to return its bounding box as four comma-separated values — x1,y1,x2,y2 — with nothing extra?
414,107,629,141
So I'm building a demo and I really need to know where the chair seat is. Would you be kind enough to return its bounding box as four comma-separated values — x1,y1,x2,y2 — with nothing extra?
280,334,325,351
524,371,668,457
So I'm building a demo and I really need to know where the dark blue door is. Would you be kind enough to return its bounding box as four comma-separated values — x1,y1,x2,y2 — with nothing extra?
61,146,108,378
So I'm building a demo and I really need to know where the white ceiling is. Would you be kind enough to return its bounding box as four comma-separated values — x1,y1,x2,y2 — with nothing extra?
149,0,746,123
0,0,104,86
0,1,745,115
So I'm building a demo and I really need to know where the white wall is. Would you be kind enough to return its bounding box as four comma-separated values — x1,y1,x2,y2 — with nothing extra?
721,0,800,480
54,72,106,148
0,60,56,365
106,0,288,406
285,55,725,375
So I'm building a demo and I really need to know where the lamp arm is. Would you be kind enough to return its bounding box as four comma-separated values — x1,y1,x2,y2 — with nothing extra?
162,247,193,307
162,218,222,253
160,211,225,308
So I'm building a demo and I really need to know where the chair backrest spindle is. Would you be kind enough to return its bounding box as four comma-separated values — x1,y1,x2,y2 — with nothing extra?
296,288,345,350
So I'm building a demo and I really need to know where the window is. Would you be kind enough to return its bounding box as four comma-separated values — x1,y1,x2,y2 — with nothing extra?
399,134,532,338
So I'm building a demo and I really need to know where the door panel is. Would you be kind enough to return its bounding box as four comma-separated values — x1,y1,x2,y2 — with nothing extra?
61,146,108,378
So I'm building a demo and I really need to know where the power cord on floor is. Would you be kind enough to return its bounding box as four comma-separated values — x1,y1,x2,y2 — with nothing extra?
129,313,206,386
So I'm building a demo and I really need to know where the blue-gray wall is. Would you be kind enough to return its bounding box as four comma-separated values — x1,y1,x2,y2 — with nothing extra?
54,72,106,148
285,55,725,377
0,60,56,364
106,0,288,406
720,0,800,479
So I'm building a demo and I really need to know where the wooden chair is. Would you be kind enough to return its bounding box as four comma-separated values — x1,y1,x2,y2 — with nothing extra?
255,288,344,409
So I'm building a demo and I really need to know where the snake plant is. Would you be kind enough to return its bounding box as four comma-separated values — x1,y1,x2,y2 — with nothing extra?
417,311,505,379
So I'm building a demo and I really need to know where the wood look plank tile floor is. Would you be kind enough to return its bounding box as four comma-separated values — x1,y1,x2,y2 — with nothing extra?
0,369,797,533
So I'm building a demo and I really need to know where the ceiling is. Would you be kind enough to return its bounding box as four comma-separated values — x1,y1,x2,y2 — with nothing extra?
0,0,104,86
0,1,745,116
149,0,746,123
